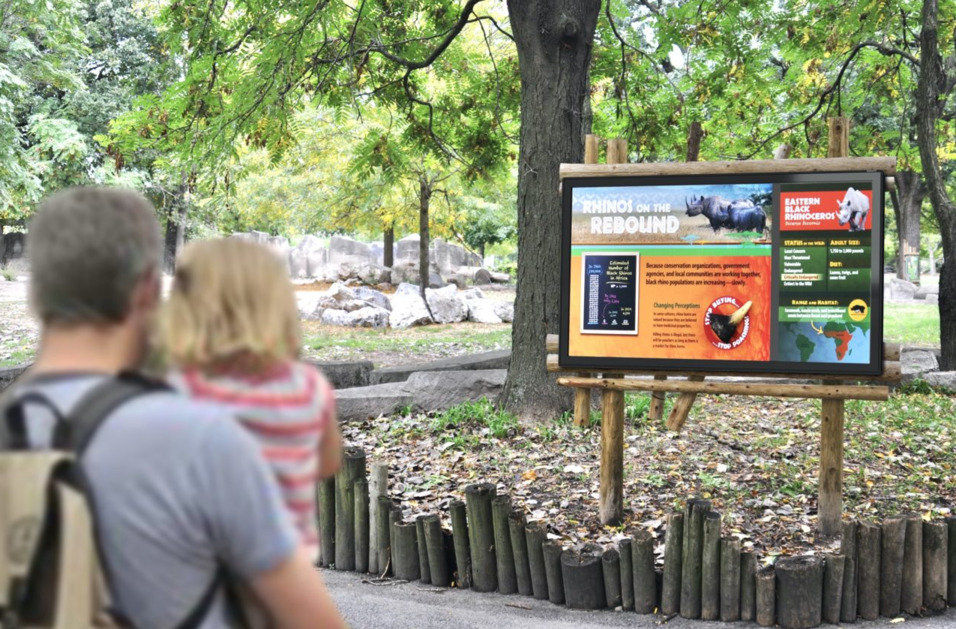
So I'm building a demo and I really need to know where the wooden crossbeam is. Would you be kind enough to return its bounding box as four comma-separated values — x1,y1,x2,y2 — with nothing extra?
559,156,897,180
556,376,890,402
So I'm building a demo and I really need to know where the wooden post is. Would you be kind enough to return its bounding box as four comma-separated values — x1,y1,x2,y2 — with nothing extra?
508,511,533,597
880,515,905,617
740,552,757,621
562,545,607,610
661,512,684,615
827,117,850,158
317,477,336,568
390,517,420,581
335,447,365,571
822,554,845,624
542,542,566,605
901,514,923,614
633,529,657,614
756,567,776,627
602,549,623,609
680,499,711,618
354,478,370,573
492,495,518,594
840,520,858,623
947,516,956,605
368,463,388,575
525,522,548,600
819,398,844,536
375,495,393,576
618,538,634,611
423,515,450,587
450,500,470,588
720,538,741,622
701,513,721,620
573,134,602,428
857,521,881,620
606,138,628,164
600,378,625,525
776,556,824,629
649,376,667,422
415,515,431,584
465,483,497,593
923,520,948,612
665,375,704,433
819,117,849,535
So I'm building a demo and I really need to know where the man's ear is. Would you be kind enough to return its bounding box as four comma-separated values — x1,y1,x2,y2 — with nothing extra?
131,267,162,315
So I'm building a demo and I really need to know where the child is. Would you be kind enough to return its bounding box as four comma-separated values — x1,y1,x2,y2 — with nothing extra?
160,237,341,545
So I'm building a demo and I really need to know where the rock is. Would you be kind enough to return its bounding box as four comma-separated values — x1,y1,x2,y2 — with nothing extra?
396,235,420,264
426,285,467,324
474,268,492,285
886,276,918,301
390,285,433,329
927,293,939,305
461,288,485,301
370,242,385,266
335,369,508,421
370,350,511,384
915,285,940,300
390,260,445,287
305,360,373,390
429,271,447,288
296,292,324,319
468,298,503,324
321,306,389,329
288,247,308,279
354,286,392,311
267,236,292,273
902,349,938,376
431,238,480,277
312,282,388,319
1,232,27,265
0,364,28,392
493,301,515,323
297,235,328,279
250,230,270,244
924,371,956,391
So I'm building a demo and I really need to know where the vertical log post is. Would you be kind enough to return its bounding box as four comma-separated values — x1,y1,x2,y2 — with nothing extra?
334,447,365,571
901,514,923,614
741,551,757,622
354,478,370,573
822,554,845,625
525,522,548,600
948,517,956,605
840,520,858,623
368,463,388,575
450,500,471,589
665,375,705,433
600,372,625,525
701,512,721,620
543,542,566,605
880,515,905,617
423,514,450,587
562,545,607,610
318,477,336,568
720,537,741,622
756,567,776,627
572,133,601,428
375,495,393,576
619,538,634,611
390,517,420,582
819,118,849,536
492,495,518,594
508,511,533,597
819,399,845,536
857,521,881,620
680,499,711,618
415,515,432,584
602,549,623,609
633,529,657,614
776,556,824,629
661,512,684,615
649,376,667,422
465,483,497,593
923,520,948,612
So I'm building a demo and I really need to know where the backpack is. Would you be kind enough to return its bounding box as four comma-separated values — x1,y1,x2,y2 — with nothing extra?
0,373,270,629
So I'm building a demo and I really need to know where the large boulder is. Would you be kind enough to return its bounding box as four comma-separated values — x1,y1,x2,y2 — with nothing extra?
297,235,328,279
915,284,940,300
329,235,389,283
390,283,433,329
460,288,485,301
425,285,467,324
266,236,292,274
395,235,420,264
467,298,503,324
927,293,939,305
312,283,373,317
320,306,390,329
493,301,515,323
902,349,939,377
288,247,308,279
886,276,918,301
353,286,392,311
390,262,446,287
431,238,471,277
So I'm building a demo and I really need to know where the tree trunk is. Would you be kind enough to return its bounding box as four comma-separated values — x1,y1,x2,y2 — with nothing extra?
895,170,925,282
419,176,432,305
916,0,956,370
384,225,394,269
686,121,704,162
500,0,601,421
164,174,188,273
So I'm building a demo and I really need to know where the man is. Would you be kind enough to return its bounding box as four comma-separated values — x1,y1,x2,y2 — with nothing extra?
13,188,346,628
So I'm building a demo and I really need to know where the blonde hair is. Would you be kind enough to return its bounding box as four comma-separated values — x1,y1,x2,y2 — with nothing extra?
161,237,300,371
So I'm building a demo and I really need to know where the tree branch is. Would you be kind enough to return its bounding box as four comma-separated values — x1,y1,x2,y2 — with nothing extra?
372,0,486,70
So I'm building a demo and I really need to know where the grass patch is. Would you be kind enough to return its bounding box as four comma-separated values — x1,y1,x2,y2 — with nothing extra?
429,398,519,439
884,302,939,345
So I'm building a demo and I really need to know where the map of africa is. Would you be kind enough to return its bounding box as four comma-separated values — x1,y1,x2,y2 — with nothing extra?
778,319,871,364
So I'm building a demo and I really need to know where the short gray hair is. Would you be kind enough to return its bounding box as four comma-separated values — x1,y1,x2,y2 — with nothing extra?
28,187,163,325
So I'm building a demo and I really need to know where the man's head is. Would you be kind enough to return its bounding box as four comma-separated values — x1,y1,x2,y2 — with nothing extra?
28,188,163,363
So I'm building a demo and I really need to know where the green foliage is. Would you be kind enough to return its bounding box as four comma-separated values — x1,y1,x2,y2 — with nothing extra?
430,398,518,439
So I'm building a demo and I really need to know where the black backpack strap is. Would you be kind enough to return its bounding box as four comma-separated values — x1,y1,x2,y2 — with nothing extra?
2,391,69,450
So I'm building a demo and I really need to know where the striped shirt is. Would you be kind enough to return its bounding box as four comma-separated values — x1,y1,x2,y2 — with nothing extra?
168,361,335,543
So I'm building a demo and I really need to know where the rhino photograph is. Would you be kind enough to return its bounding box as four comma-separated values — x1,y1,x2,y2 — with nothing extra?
836,186,871,232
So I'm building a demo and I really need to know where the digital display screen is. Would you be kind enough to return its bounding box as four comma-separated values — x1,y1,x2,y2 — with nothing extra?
560,171,884,376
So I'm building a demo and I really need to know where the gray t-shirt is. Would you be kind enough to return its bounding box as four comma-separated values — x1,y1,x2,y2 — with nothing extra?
17,374,299,628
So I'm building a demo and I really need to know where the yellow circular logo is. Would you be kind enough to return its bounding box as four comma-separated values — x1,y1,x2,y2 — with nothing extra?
847,299,868,322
